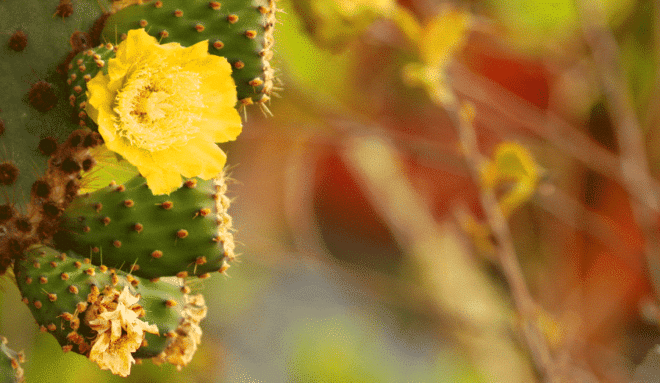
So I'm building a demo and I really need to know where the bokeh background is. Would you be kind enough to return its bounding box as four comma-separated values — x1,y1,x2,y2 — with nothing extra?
4,0,660,381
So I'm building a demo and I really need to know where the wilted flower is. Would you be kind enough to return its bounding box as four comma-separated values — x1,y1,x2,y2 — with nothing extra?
86,286,159,377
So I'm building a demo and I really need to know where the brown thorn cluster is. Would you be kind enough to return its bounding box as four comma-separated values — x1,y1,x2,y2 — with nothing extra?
54,0,74,18
0,129,102,274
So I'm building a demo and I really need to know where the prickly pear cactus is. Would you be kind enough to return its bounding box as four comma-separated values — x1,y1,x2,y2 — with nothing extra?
0,337,24,383
16,245,207,375
66,44,117,128
0,0,273,377
0,127,103,272
0,0,112,211
55,173,235,279
101,0,279,112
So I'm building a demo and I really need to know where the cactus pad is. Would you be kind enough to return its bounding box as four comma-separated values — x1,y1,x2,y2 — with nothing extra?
100,0,278,111
0,0,112,214
15,245,206,371
55,173,235,279
66,44,117,129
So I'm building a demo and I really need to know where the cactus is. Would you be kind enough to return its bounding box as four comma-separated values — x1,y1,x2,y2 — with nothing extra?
15,245,207,374
0,338,24,383
0,0,112,272
66,44,118,129
55,172,235,279
0,0,112,215
100,0,279,113
0,128,103,274
0,0,263,377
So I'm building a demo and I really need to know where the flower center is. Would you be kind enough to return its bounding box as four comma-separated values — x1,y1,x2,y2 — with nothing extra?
113,65,203,152
132,90,171,122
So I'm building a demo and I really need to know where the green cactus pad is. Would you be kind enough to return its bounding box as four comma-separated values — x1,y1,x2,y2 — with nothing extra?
14,245,192,361
55,174,234,279
0,0,113,214
100,0,278,111
66,44,117,129
0,338,24,383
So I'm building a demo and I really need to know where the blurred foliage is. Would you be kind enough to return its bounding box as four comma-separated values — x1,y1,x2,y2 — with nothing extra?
481,142,540,218
288,0,395,51
482,0,636,54
285,314,482,382
403,7,472,105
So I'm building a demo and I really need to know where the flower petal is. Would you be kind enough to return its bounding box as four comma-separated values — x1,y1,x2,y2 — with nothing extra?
110,318,122,341
141,163,184,195
121,29,158,64
180,39,211,60
154,138,227,180
86,73,112,124
197,108,242,143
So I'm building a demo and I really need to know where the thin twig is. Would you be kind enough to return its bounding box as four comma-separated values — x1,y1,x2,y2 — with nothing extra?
450,62,660,198
446,100,561,382
576,0,660,298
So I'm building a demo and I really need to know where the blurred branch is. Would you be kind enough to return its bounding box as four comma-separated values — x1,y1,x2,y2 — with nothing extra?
342,135,537,382
450,63,654,193
280,134,463,332
534,182,643,276
445,101,563,382
576,0,660,298
451,61,660,222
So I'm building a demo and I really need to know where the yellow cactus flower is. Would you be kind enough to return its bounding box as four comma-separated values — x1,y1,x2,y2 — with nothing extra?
86,29,242,195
